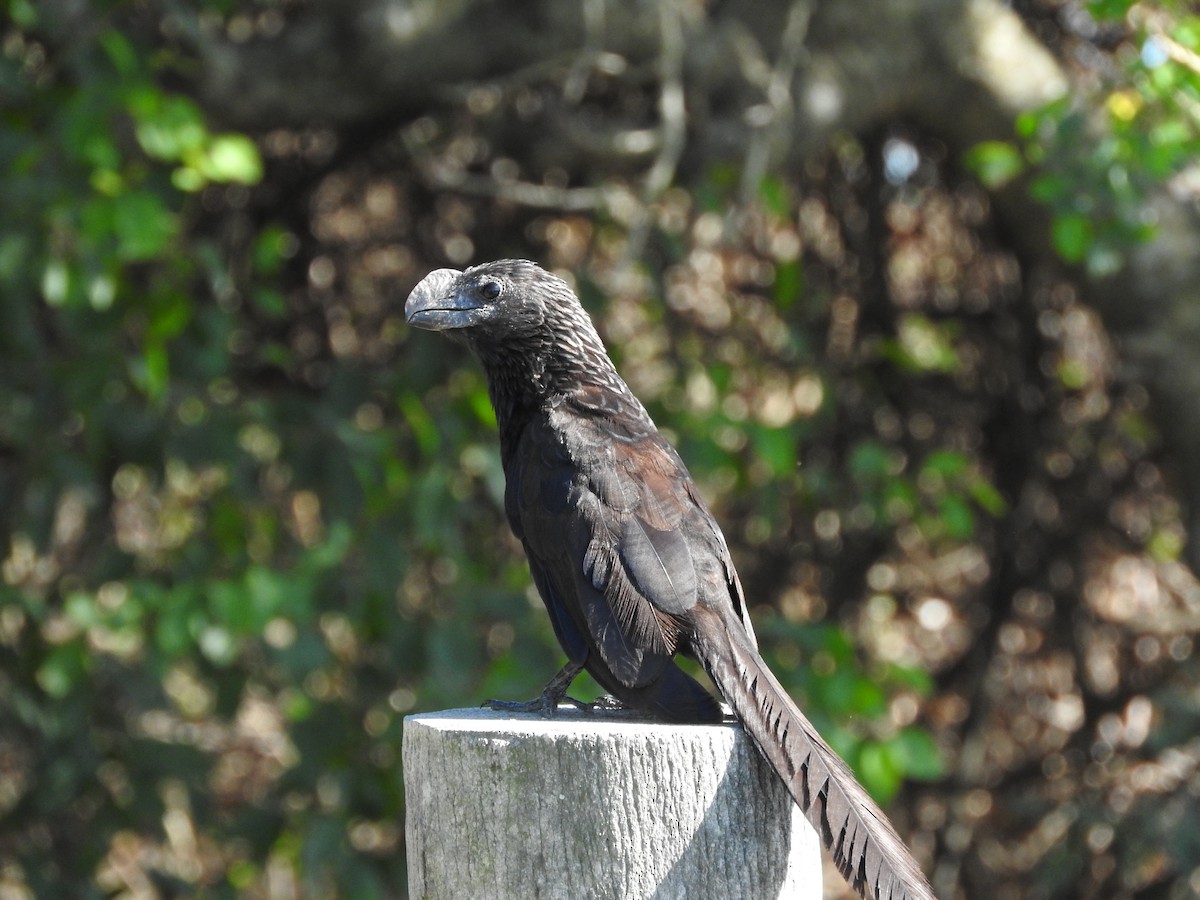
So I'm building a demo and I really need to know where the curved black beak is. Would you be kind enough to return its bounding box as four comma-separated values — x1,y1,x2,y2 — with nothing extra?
404,268,480,331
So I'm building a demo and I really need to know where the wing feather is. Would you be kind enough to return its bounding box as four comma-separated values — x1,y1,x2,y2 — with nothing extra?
509,411,681,689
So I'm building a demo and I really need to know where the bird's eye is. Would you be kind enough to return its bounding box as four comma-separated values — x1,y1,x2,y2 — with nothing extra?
479,280,502,301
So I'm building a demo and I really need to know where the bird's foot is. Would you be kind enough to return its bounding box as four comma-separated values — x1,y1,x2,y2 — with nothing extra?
483,692,592,718
585,694,625,712
483,692,644,719
482,659,586,718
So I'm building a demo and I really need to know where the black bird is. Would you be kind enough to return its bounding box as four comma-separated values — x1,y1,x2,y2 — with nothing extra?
405,259,936,900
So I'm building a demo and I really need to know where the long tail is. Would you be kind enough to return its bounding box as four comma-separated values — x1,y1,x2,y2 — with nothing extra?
692,608,937,900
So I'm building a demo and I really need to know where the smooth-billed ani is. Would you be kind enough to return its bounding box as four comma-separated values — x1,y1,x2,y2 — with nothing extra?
405,259,936,900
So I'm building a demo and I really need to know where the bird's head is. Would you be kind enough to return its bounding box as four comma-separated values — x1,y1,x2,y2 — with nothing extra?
405,259,619,408
404,259,570,343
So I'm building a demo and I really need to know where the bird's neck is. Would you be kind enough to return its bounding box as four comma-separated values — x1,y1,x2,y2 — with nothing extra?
476,334,626,446
482,348,603,414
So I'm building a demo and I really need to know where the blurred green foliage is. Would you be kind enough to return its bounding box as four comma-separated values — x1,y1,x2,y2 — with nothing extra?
0,4,966,889
0,3,536,895
964,0,1200,274
1,1,1195,898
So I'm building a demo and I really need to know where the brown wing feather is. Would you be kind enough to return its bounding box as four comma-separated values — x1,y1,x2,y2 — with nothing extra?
513,410,683,688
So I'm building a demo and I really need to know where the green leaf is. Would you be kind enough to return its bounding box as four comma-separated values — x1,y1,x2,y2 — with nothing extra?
65,591,102,629
81,195,117,245
1149,119,1191,149
920,450,969,480
1030,173,1069,203
772,260,803,309
154,600,197,658
886,663,935,696
467,384,498,427
1086,0,1137,21
1015,110,1040,140
147,293,193,342
113,190,177,261
99,28,139,78
8,0,37,26
857,740,903,803
894,313,960,373
253,225,291,275
131,91,208,161
0,234,29,280
197,134,263,185
850,440,892,481
1052,213,1094,263
752,425,796,478
171,166,206,192
137,339,170,399
963,141,1025,188
305,521,353,572
1147,528,1184,562
758,175,790,218
283,690,315,722
937,493,976,540
848,676,888,718
400,392,440,456
251,288,288,319
968,477,1008,517
37,642,87,698
888,726,944,781
882,479,919,522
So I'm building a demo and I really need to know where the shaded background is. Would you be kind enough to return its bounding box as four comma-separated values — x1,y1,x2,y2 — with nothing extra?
3,1,1200,897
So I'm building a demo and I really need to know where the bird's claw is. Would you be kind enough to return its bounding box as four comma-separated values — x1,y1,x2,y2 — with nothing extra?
482,659,589,717
581,694,636,715
483,693,587,718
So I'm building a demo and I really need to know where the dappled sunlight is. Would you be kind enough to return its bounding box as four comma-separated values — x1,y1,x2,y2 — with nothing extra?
4,1,1200,897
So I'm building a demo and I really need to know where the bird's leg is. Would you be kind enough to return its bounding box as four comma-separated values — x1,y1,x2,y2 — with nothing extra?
483,659,587,717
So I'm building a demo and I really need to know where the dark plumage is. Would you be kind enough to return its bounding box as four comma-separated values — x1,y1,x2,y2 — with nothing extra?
405,259,937,900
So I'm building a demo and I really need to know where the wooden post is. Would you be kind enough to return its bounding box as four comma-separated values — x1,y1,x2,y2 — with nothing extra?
403,707,822,899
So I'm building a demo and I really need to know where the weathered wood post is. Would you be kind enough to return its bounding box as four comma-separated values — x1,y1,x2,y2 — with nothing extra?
403,707,822,899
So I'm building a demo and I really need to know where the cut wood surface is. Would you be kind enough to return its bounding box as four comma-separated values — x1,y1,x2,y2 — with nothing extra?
403,707,822,900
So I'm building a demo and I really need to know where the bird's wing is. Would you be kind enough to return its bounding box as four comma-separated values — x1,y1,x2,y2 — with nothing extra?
504,403,684,691
582,384,759,647
511,381,758,686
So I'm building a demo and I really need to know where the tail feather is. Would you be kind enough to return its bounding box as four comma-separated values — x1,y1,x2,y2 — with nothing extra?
694,610,936,900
